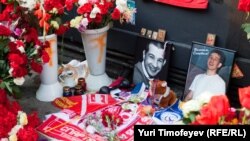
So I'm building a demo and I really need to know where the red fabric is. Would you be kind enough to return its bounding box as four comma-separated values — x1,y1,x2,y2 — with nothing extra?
154,0,208,9
52,94,119,115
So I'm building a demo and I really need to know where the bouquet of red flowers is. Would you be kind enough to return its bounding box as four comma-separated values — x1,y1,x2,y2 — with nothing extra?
0,1,50,97
0,89,41,140
70,0,136,32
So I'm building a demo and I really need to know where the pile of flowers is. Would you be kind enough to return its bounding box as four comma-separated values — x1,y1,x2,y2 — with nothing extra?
0,17,49,97
181,86,250,125
79,110,123,141
70,0,136,32
0,89,41,141
238,0,250,40
1,0,77,36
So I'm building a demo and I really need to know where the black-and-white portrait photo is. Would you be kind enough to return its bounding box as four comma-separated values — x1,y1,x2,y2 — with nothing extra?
133,36,172,87
183,42,236,101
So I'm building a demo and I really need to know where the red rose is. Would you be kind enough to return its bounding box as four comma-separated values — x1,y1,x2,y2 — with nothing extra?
195,95,230,124
195,104,219,124
238,86,250,109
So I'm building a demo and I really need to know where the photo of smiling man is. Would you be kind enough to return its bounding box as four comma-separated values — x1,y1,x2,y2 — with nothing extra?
184,49,226,101
133,40,170,87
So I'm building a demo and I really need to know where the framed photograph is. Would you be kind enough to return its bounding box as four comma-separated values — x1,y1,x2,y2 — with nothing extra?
152,31,158,40
146,30,153,38
157,29,166,42
205,33,216,46
182,42,236,101
132,36,172,87
140,28,147,36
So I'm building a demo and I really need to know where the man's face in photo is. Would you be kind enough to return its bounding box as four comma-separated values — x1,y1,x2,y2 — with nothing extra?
143,43,166,78
207,52,222,71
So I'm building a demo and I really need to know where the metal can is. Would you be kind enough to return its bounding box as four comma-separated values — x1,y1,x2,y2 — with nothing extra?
63,86,72,97
74,85,83,96
77,77,86,92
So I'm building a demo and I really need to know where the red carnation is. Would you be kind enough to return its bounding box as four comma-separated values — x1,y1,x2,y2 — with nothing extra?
55,23,70,35
77,3,93,14
238,0,250,12
238,86,250,109
8,53,28,65
31,60,43,73
66,0,78,11
111,8,121,20
41,50,50,63
17,127,39,141
0,25,11,36
0,89,7,105
10,66,28,78
26,112,41,128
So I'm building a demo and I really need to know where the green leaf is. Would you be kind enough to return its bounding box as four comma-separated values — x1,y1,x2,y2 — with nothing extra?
0,82,5,88
12,86,22,99
189,112,197,122
4,81,13,94
241,23,250,33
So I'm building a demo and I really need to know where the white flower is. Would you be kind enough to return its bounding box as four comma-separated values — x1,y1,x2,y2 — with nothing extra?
18,46,25,53
182,99,202,118
8,125,22,137
116,0,128,13
13,77,25,86
78,18,89,32
18,111,28,126
8,134,17,141
70,16,83,28
86,125,97,134
50,8,58,14
90,6,101,19
78,0,88,6
9,68,13,76
51,20,60,29
195,91,214,105
17,0,36,11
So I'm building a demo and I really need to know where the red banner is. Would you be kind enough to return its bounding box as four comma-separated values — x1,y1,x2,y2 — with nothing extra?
154,0,208,9
37,115,105,141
